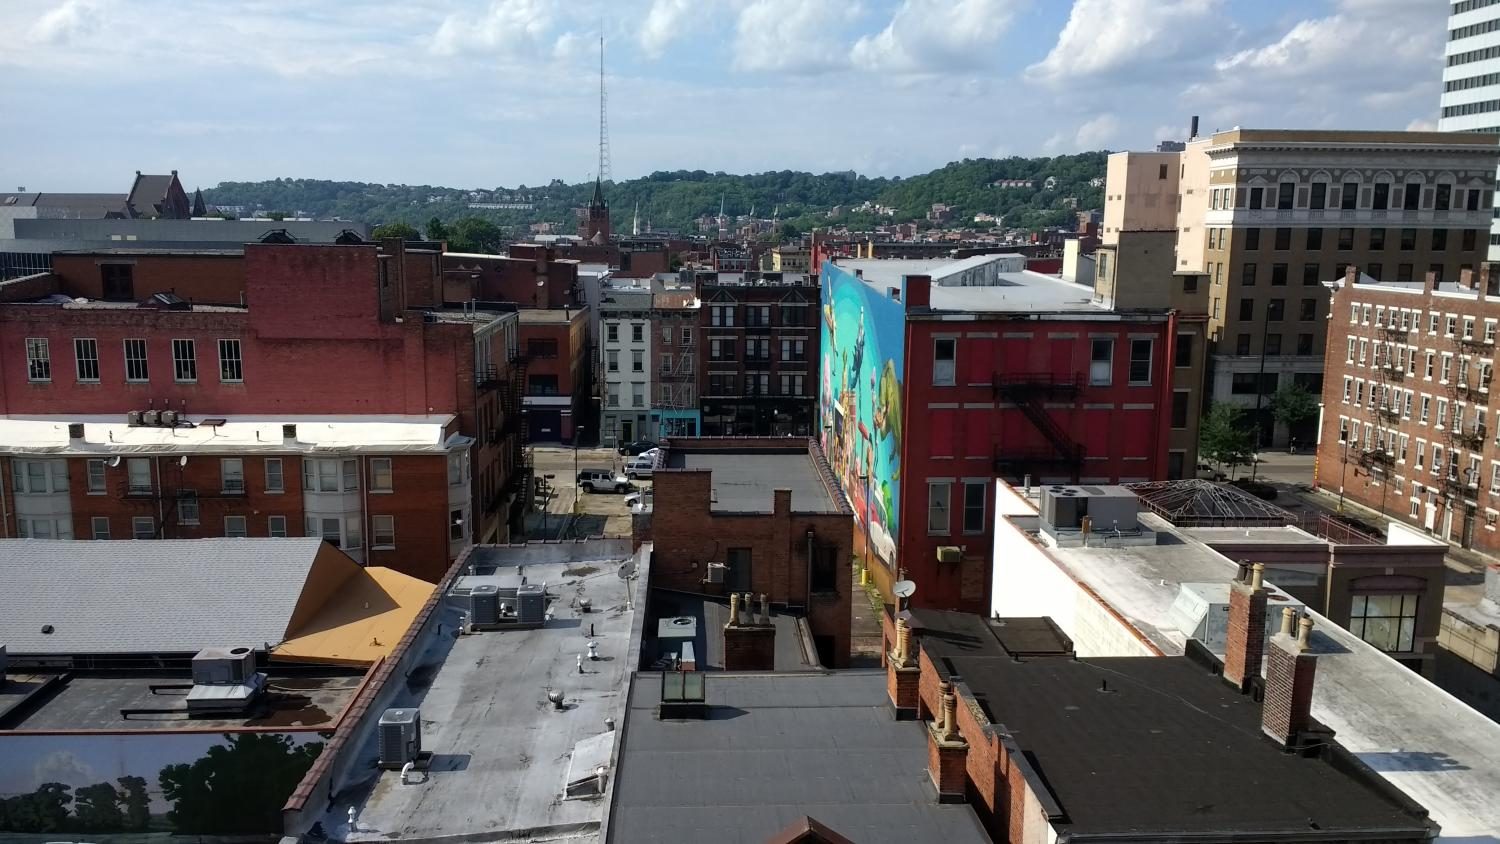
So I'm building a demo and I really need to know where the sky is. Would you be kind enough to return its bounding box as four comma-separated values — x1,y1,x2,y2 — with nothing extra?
0,0,1450,192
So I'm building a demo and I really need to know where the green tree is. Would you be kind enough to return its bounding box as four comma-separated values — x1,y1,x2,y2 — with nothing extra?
371,221,420,240
159,734,324,834
1199,403,1256,478
1270,383,1318,437
426,216,450,241
72,782,123,831
0,782,73,832
266,210,288,221
448,217,504,254
117,775,150,831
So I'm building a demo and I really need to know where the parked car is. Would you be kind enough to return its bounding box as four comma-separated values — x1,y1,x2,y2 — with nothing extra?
618,440,660,456
577,470,632,493
1195,463,1227,481
625,489,653,514
626,454,657,480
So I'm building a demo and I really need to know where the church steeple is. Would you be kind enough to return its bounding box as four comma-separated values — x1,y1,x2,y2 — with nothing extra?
191,187,207,217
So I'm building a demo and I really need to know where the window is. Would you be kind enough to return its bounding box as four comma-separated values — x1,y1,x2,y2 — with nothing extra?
681,326,693,345
1299,298,1316,321
218,339,243,382
1267,298,1285,321
1297,333,1313,355
1400,228,1416,251
1236,334,1252,355
962,481,987,534
660,353,672,373
25,338,50,382
1277,182,1295,210
1366,263,1383,281
450,508,467,542
177,491,200,525
1245,229,1260,250
1437,183,1452,211
933,337,956,385
1271,263,1288,286
87,459,106,494
709,339,735,361
632,382,645,407
1171,391,1190,428
1239,298,1254,321
1420,395,1431,423
372,515,396,548
710,305,735,327
607,349,619,372
172,339,196,382
303,458,359,492
746,338,771,362
133,516,155,540
127,457,151,494
265,458,284,493
1128,339,1153,384
1403,182,1421,211
1306,229,1324,252
1089,339,1113,386
631,323,644,343
1464,229,1479,251
632,349,643,372
268,515,287,538
527,338,559,358
219,458,244,493
1175,334,1193,367
927,482,951,534
607,383,621,406
606,323,619,342
783,305,806,327
447,452,466,486
72,338,100,382
1373,182,1390,210
124,338,148,382
1249,187,1264,210
1265,334,1282,355
370,457,392,492
307,516,343,546
92,517,110,540
1159,163,1168,179
100,262,135,300
13,458,68,494
781,338,807,361
1274,228,1291,250
1301,263,1321,286
1397,264,1414,282
1241,262,1257,287
1433,229,1449,251
779,373,805,395
1310,182,1327,209
1349,594,1419,652
1336,228,1354,251
1184,275,1198,293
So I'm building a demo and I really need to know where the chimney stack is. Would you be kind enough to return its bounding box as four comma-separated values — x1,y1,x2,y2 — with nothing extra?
1345,264,1359,286
1481,262,1496,301
1223,562,1268,692
886,615,920,719
1424,269,1439,295
723,592,775,670
1263,608,1319,749
927,680,969,803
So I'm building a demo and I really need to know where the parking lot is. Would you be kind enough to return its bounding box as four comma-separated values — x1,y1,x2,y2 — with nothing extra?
526,444,650,539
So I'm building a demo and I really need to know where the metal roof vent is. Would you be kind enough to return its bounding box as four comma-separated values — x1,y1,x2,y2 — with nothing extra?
282,424,297,441
378,707,422,768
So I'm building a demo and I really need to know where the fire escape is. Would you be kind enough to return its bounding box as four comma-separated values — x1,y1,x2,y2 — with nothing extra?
656,320,697,437
480,348,532,539
991,373,1085,481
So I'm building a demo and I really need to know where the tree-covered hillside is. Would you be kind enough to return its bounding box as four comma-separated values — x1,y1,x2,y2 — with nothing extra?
203,152,1107,237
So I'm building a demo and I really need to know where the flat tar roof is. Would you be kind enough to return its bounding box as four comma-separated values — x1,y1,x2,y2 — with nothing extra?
1014,509,1500,838
518,307,583,323
942,655,1432,837
642,589,819,671
607,671,991,844
664,450,840,513
0,413,460,456
333,551,642,843
834,258,1113,314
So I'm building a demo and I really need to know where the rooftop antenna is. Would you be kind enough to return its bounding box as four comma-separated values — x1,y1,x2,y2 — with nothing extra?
597,35,611,185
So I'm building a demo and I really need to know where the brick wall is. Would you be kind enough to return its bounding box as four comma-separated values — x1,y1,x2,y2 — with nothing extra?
1223,578,1268,691
1263,633,1317,745
722,624,776,670
52,253,246,305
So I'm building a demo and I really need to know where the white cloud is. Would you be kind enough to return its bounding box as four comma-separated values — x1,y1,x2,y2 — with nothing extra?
1406,117,1438,132
1027,0,1219,86
732,0,857,73
850,0,1023,74
431,0,555,57
639,0,698,59
27,0,101,45
1043,114,1119,153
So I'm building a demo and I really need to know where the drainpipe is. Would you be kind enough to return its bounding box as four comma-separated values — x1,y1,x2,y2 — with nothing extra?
805,527,816,609
360,454,370,567
0,460,11,538
154,456,165,537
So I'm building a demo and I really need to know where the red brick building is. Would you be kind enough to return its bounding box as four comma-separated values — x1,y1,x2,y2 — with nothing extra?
641,437,853,667
821,257,1175,614
0,240,528,573
517,307,590,442
441,245,580,309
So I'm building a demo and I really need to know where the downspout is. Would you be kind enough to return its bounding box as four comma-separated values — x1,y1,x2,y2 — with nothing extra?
154,456,165,536
360,454,370,567
0,460,11,538
805,526,815,609
1158,312,1178,478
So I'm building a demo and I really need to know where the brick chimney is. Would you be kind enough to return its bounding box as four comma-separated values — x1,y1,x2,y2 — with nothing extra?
723,592,776,671
1482,262,1496,301
1461,267,1475,292
886,616,920,719
1263,608,1318,749
905,274,932,309
1345,264,1358,285
1423,269,1438,295
926,681,969,803
1223,562,1268,692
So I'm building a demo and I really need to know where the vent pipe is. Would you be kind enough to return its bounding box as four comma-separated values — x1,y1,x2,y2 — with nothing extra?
1189,115,1199,139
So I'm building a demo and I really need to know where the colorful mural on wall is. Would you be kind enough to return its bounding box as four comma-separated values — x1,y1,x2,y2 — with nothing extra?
820,261,905,571
0,732,325,835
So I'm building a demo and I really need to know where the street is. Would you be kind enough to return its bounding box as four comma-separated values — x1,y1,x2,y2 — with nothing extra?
525,444,643,540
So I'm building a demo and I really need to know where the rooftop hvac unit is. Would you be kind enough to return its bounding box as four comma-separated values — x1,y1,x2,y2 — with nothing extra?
378,707,422,769
68,423,85,440
141,409,160,426
127,410,142,426
516,584,546,625
159,409,177,427
282,424,298,441
704,562,726,584
469,584,501,626
191,646,256,686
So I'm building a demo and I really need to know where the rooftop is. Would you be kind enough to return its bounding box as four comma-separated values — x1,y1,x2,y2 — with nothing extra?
997,501,1500,838
939,654,1433,838
664,449,841,513
641,589,820,671
0,413,461,456
518,307,584,323
833,257,1119,315
332,545,644,843
607,671,991,844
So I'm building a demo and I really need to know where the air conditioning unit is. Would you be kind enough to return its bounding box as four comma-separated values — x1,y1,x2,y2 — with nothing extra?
516,583,546,625
127,411,142,426
469,585,500,626
378,707,422,769
141,410,160,426
191,646,256,686
936,546,963,564
159,409,177,427
704,562,726,584
282,424,298,441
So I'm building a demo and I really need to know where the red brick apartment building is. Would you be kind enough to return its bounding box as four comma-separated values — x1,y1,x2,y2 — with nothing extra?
1318,264,1500,554
0,240,528,579
517,306,590,442
641,437,853,667
693,270,820,436
821,256,1174,614
441,244,580,309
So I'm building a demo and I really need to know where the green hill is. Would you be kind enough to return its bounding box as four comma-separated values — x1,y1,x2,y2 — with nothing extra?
203,152,1107,238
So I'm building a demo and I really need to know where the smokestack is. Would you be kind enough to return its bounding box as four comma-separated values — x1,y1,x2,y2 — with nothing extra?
1263,608,1319,749
1189,115,1200,140
1223,563,1268,692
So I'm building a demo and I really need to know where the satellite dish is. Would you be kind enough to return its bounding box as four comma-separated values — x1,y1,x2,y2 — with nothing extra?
893,580,916,599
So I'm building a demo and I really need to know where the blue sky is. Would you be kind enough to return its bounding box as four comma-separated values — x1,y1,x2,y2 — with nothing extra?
0,0,1448,192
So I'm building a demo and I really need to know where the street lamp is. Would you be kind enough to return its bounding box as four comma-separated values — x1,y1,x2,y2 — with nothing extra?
1338,435,1351,514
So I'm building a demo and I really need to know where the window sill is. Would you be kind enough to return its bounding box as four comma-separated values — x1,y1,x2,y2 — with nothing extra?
371,545,396,551
371,489,394,495
265,490,284,495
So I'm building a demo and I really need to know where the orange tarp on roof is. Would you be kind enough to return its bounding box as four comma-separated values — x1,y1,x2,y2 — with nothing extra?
273,566,435,666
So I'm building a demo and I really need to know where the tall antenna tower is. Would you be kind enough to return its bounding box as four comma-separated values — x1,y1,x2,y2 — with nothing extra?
597,35,611,184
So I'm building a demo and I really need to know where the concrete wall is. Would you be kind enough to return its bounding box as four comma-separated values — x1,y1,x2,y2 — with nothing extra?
1102,151,1181,246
